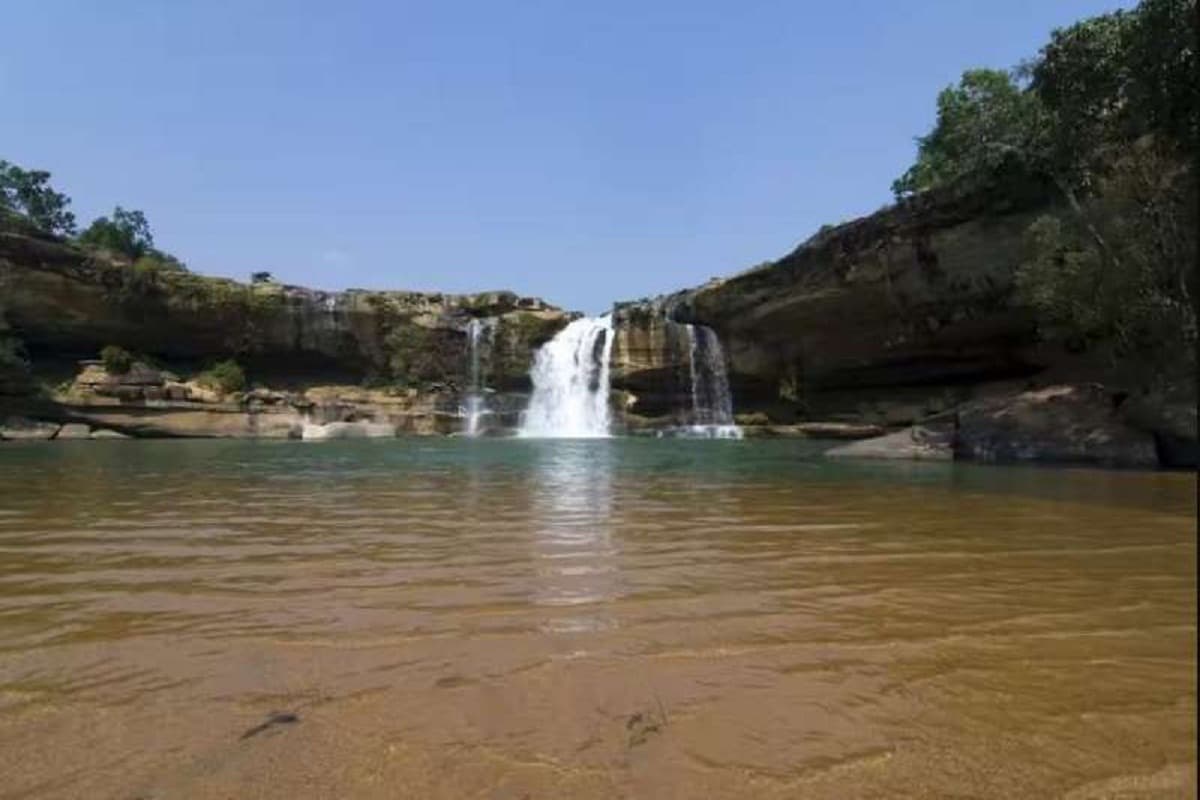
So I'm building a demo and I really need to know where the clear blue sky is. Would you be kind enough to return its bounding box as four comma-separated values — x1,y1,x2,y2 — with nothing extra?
3,0,1132,313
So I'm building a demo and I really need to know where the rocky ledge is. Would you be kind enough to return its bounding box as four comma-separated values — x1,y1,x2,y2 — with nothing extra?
1,229,573,438
608,185,1195,468
826,383,1195,469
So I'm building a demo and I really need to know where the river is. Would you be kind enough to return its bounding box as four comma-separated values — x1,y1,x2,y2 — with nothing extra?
0,439,1194,798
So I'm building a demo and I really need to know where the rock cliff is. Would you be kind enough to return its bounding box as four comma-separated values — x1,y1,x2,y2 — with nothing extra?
2,188,1193,466
608,188,1195,466
0,229,571,436
612,190,1045,425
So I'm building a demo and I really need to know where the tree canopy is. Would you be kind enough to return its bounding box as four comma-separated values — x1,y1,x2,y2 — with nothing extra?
0,160,76,236
891,69,1047,197
894,0,1197,201
77,206,155,260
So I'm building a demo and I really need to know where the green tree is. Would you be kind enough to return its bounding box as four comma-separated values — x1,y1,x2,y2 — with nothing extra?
1030,0,1196,188
891,69,1048,197
0,160,76,235
100,345,134,375
1122,0,1199,151
1031,10,1136,194
78,207,154,259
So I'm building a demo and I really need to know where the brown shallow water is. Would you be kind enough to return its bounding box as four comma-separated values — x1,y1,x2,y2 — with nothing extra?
0,438,1195,799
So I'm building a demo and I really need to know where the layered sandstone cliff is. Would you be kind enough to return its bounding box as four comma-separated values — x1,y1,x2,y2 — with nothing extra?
0,230,571,437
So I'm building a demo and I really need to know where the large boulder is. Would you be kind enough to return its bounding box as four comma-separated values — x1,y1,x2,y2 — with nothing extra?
53,407,303,439
955,384,1158,468
301,421,396,440
89,428,129,439
1120,387,1198,468
54,423,92,439
825,420,954,461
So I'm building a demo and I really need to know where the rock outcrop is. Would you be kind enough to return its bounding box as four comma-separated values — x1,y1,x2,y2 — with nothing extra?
0,416,60,440
0,231,569,389
0,229,572,437
825,384,1165,469
610,188,1195,467
613,191,1047,424
954,384,1159,468
3,187,1193,467
825,421,955,461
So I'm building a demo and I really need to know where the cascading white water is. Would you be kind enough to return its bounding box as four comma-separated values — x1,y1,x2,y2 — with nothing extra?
519,315,615,438
462,318,492,437
683,323,742,439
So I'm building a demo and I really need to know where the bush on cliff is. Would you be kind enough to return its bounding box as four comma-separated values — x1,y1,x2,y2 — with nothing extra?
386,326,449,387
0,160,76,236
196,360,246,395
78,207,155,260
100,345,134,375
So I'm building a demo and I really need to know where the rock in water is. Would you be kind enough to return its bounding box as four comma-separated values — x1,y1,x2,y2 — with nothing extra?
955,384,1158,468
301,421,396,440
239,711,300,740
0,417,61,440
825,422,954,461
54,423,92,440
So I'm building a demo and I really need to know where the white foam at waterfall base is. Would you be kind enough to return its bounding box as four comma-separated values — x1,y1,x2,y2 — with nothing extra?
519,315,615,438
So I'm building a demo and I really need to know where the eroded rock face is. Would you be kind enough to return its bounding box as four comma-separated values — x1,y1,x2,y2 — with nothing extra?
0,232,570,390
610,305,694,422
651,194,1048,417
0,231,572,436
825,384,1161,467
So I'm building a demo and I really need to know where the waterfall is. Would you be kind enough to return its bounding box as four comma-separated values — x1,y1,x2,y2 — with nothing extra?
519,315,615,438
683,323,742,439
462,318,492,437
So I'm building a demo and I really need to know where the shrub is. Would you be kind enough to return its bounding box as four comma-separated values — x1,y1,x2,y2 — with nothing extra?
100,345,133,375
197,359,246,394
1016,141,1197,371
78,207,153,260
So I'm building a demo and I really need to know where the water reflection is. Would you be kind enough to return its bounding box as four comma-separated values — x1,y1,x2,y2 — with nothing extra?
528,441,621,632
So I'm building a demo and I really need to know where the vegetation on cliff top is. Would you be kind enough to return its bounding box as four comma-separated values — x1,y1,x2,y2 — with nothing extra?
0,160,76,236
196,359,247,395
894,0,1196,376
100,345,134,375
